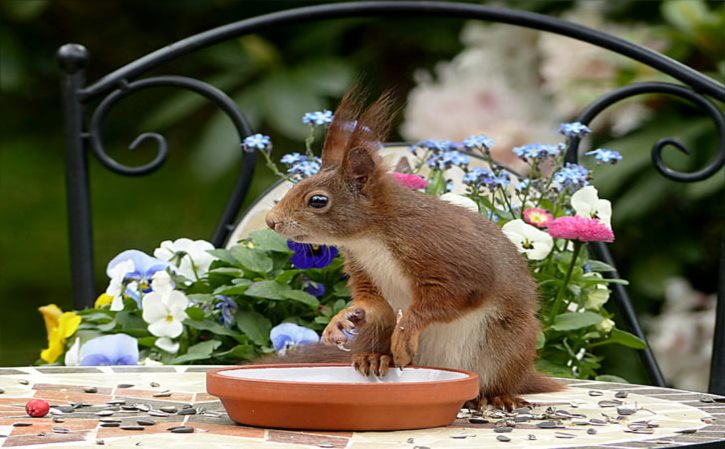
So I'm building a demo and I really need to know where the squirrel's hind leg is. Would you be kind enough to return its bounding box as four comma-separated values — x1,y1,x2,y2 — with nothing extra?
467,393,530,412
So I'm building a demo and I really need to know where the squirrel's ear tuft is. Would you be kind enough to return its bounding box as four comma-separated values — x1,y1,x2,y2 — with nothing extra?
321,86,366,168
345,146,379,192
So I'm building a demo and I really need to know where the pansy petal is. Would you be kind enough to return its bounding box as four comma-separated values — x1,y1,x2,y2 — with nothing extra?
80,354,113,366
148,319,183,338
155,337,180,354
142,293,168,323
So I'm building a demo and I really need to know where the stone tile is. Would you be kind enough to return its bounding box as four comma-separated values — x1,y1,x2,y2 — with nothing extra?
35,389,113,405
191,422,265,438
0,369,31,375
8,418,96,436
35,367,102,374
111,366,177,373
194,393,219,402
184,367,215,373
268,429,349,448
2,430,89,447
116,389,194,403
32,383,113,395
96,419,184,438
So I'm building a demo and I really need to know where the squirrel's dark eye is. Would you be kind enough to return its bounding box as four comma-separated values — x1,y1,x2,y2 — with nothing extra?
308,195,329,209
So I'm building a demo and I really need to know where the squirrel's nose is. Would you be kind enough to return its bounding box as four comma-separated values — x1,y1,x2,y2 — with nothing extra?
265,215,277,231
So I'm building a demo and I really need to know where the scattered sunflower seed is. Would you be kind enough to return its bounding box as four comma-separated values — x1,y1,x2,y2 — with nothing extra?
587,428,597,435
512,407,531,414
96,411,115,417
120,426,145,431
177,408,197,416
406,438,414,444
699,395,715,403
169,426,194,434
18,379,29,385
148,410,171,417
107,399,126,405
159,406,177,413
135,404,150,412
99,418,122,423
615,391,629,399
137,419,156,426
494,426,513,433
0,388,5,394
413,446,430,449
468,417,489,424
514,415,530,423
588,390,604,396
13,422,32,427
617,407,637,416
676,429,697,434
100,423,120,428
318,444,335,448
53,427,71,434
96,439,105,445
52,417,65,423
117,384,134,389
150,382,160,388
555,432,576,439
83,387,98,394
152,390,172,398
536,421,558,429
528,434,536,440
589,418,607,426
598,400,623,408
625,428,654,434
450,433,472,439
57,406,75,413
496,435,511,442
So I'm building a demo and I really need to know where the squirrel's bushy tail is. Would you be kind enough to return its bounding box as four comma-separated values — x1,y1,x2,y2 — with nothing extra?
519,371,565,394
249,343,353,365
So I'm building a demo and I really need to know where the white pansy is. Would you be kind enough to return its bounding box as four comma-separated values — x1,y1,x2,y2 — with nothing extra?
571,186,612,227
155,337,180,354
64,337,81,366
586,284,610,309
141,290,190,338
140,357,164,367
501,219,553,260
597,318,615,333
151,270,174,294
106,259,134,300
440,192,479,213
153,238,217,280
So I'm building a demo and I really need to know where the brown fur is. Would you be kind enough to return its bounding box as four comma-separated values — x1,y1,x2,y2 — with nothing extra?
264,87,563,409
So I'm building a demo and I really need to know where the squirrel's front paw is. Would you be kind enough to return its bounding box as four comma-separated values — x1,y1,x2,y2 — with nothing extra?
352,352,391,377
322,307,366,346
391,327,418,368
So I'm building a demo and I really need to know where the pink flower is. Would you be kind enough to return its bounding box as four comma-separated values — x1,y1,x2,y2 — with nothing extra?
390,172,428,190
523,208,554,228
547,215,614,242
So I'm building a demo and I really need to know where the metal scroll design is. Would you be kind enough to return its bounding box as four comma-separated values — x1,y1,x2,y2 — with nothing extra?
87,75,253,176
564,81,725,182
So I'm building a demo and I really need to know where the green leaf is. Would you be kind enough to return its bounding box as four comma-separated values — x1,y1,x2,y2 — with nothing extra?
116,311,147,330
595,374,630,383
235,310,272,346
231,246,273,274
587,260,617,272
207,249,240,267
208,267,246,277
535,359,574,378
332,282,350,298
250,229,292,253
171,340,222,364
214,280,252,296
275,269,302,284
185,306,206,321
215,344,257,361
245,280,290,300
592,329,647,350
284,289,320,308
550,312,604,331
183,319,242,338
137,337,157,348
535,331,545,350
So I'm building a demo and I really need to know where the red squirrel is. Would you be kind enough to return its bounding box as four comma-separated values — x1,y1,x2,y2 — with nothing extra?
264,88,562,410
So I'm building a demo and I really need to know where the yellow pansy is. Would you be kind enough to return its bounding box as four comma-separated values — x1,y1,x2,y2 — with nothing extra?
38,305,81,363
94,293,114,308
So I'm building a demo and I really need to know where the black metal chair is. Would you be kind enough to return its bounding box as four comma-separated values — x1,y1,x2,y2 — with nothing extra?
57,1,724,393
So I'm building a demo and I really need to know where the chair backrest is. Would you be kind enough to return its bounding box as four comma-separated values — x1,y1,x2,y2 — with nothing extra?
58,1,724,393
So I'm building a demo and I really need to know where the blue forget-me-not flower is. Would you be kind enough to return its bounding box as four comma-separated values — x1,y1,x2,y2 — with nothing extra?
559,122,592,139
242,133,272,152
586,148,623,164
302,110,334,127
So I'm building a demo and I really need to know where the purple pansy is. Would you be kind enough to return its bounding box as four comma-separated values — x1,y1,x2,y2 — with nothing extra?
79,334,139,366
287,241,338,269
270,323,320,354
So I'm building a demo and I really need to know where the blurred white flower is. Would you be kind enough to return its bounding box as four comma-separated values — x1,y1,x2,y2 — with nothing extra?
154,238,217,280
647,277,715,392
597,318,615,333
64,337,81,366
151,270,175,294
440,193,479,213
571,186,612,227
502,219,553,260
585,283,610,309
155,337,180,354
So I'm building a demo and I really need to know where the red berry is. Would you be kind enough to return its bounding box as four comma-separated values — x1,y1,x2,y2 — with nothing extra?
25,399,50,418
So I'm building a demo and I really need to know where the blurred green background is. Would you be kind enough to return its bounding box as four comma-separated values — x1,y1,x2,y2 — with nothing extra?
1,0,722,386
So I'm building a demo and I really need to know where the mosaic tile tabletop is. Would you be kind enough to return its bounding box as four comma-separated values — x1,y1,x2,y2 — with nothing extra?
0,366,723,449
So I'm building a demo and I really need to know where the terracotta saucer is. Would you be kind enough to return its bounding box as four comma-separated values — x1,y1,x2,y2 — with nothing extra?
206,363,479,431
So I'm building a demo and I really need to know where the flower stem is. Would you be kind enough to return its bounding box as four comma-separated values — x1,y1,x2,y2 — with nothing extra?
549,241,583,323
259,150,293,182
304,127,316,159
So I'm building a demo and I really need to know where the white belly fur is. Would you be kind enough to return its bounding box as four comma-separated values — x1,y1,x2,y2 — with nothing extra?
341,238,499,385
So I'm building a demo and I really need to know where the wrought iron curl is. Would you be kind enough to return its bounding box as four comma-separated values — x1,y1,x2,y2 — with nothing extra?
87,75,252,176
564,82,725,183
